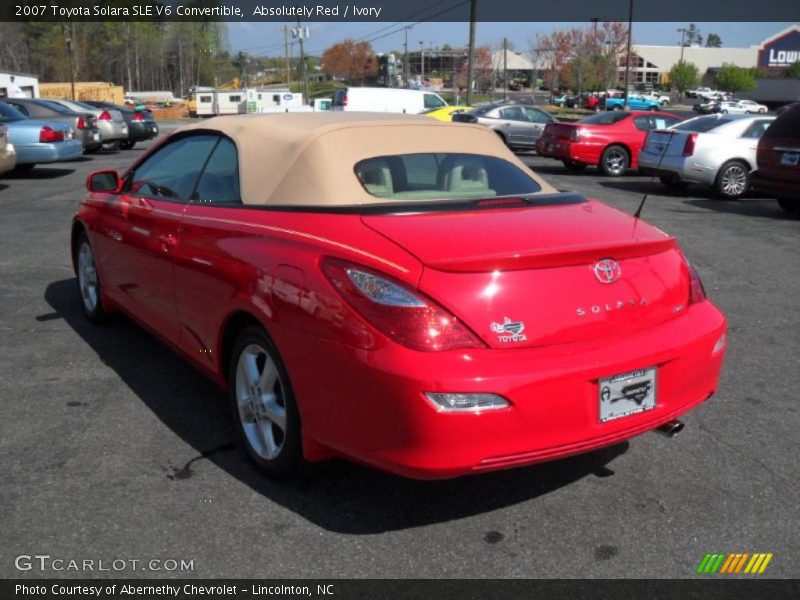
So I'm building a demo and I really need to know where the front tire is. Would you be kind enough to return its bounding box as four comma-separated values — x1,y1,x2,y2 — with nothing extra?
600,145,629,177
229,325,305,478
120,140,136,150
715,160,750,199
76,232,109,323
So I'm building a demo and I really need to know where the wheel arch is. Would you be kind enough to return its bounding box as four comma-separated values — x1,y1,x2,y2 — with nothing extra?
70,220,87,274
217,309,272,386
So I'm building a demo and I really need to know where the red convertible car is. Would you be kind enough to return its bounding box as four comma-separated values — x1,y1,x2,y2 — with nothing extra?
72,113,727,479
536,110,682,176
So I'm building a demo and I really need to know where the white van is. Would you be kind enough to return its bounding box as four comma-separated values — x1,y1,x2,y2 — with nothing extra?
331,87,447,114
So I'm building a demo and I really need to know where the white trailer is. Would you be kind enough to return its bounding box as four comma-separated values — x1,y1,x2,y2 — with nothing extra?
0,71,39,99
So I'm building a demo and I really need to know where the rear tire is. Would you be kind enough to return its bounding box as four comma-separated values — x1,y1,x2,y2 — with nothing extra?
120,140,136,150
562,159,587,172
714,160,750,199
777,198,800,215
599,145,629,177
228,325,306,479
75,232,109,323
659,174,689,191
612,105,622,111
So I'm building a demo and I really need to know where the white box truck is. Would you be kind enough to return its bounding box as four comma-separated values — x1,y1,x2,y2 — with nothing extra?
330,87,448,114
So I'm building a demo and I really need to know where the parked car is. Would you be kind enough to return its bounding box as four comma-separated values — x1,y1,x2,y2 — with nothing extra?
605,95,661,111
687,87,712,99
751,104,800,215
45,98,128,150
642,92,671,106
693,99,722,115
0,101,83,171
421,105,472,122
0,123,17,175
535,110,682,176
452,103,554,151
2,97,101,153
736,99,769,114
775,101,800,116
638,114,775,199
85,101,158,149
718,101,752,115
71,113,727,479
331,87,448,114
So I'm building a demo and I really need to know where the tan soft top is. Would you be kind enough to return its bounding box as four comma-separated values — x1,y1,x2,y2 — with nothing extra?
178,112,555,206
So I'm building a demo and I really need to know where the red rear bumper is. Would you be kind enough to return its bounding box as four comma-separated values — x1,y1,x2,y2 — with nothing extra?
536,137,602,165
276,301,727,479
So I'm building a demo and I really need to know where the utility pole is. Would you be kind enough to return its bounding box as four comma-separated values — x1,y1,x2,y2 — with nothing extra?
65,26,76,101
622,0,634,110
420,41,425,82
503,38,508,99
404,27,410,87
284,26,290,85
296,18,309,103
677,27,687,63
465,0,477,105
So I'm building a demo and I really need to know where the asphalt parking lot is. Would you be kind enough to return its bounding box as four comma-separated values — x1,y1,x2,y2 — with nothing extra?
1,121,798,579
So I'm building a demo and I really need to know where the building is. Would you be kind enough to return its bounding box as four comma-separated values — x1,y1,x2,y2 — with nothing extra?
627,25,800,87
0,71,39,98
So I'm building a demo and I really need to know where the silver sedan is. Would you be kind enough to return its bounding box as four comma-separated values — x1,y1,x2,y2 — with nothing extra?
637,114,775,199
46,98,128,150
452,103,555,152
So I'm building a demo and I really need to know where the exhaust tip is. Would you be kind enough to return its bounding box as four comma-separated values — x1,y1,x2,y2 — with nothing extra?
655,419,685,438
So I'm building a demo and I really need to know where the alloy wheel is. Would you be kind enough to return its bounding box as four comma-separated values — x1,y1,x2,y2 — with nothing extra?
235,344,287,461
78,241,98,313
604,148,627,175
720,164,748,197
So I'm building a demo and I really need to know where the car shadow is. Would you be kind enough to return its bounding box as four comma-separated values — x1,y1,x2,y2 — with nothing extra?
598,180,796,219
0,183,9,193
4,167,76,179
45,277,629,534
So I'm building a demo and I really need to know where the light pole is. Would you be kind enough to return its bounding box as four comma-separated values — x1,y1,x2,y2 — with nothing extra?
419,41,425,82
403,26,413,87
622,0,634,110
677,27,687,63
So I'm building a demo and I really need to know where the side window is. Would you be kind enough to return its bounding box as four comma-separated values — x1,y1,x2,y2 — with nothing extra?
424,94,445,109
193,137,241,204
126,134,219,202
653,116,680,129
525,107,551,124
199,95,212,103
741,120,772,139
633,116,651,131
501,106,527,121
10,103,30,116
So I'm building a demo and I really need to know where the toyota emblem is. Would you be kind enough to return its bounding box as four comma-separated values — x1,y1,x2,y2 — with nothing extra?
593,259,622,284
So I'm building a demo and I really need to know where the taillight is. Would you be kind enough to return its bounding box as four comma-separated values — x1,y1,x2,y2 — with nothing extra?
683,133,697,156
476,197,526,208
98,111,112,120
76,117,87,129
132,111,145,121
687,261,707,305
342,95,348,107
39,126,64,143
321,259,484,352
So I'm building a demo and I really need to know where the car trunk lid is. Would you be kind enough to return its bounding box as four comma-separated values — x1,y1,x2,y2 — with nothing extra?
362,199,688,348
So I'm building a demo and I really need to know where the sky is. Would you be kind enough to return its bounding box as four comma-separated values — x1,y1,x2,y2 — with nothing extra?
228,21,798,57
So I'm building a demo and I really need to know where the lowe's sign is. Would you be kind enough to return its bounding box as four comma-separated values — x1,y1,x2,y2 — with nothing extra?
758,27,800,69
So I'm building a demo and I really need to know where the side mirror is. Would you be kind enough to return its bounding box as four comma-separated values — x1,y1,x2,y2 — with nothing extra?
86,170,120,193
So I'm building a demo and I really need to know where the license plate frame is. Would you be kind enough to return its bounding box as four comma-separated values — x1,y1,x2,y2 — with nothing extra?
598,367,657,423
780,152,799,166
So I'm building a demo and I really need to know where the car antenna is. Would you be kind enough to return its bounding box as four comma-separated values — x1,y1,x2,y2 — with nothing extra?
635,127,676,219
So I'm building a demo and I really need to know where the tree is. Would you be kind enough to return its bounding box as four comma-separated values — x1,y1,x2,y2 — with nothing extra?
783,61,800,79
320,39,377,85
669,60,699,101
685,24,703,46
705,33,722,48
716,63,757,94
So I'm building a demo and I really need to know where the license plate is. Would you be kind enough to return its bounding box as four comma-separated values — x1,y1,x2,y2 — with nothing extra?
599,367,657,423
547,143,554,153
780,152,799,166
93,133,100,141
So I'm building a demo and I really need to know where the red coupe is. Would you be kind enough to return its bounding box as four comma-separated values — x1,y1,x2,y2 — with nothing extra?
536,110,682,176
72,113,727,479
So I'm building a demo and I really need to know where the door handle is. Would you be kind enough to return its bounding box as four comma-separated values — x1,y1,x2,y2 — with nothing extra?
158,233,177,253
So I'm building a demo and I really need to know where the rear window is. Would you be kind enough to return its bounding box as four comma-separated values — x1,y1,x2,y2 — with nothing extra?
354,153,542,201
672,116,734,132
36,100,73,114
0,102,26,122
579,112,630,125
763,107,800,139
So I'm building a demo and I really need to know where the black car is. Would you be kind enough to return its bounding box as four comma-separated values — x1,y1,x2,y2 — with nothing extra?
85,101,159,149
